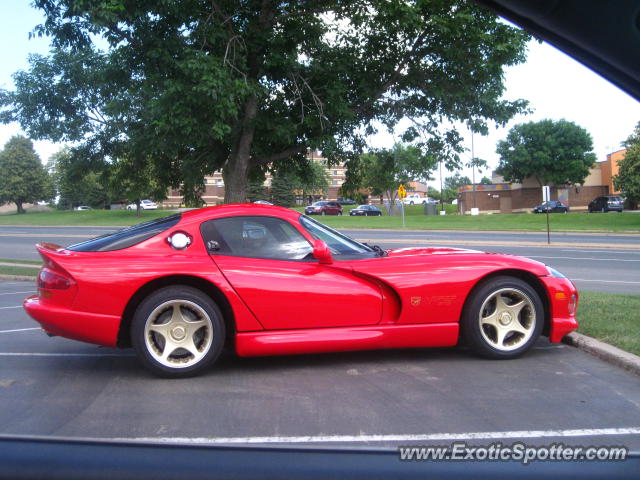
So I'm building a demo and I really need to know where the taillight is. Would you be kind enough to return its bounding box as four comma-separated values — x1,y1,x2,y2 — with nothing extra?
38,269,72,290
568,294,577,316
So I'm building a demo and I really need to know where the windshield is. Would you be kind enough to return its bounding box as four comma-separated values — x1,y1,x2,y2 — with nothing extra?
299,215,375,257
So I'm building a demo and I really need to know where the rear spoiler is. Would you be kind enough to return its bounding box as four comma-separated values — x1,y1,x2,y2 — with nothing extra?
35,243,72,271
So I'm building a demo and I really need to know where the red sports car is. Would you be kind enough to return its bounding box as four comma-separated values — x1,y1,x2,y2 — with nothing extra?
24,204,578,377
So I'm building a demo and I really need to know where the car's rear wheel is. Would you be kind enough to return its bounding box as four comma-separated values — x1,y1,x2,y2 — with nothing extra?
461,276,543,359
131,286,225,378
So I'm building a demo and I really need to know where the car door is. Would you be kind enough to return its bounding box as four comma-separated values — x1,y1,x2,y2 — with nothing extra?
200,215,382,330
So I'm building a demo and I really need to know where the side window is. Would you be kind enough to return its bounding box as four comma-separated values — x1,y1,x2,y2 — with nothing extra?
200,216,313,261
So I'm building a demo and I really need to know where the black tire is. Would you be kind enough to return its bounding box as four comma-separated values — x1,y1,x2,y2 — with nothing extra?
131,286,226,378
461,276,544,359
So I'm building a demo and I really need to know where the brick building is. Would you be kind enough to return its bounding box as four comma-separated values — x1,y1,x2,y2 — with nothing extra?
456,151,625,214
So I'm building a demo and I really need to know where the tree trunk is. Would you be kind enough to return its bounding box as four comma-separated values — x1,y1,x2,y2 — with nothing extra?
223,96,258,203
16,201,25,214
385,190,401,216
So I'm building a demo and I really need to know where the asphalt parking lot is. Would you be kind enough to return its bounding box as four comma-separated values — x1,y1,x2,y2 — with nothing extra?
1,280,639,449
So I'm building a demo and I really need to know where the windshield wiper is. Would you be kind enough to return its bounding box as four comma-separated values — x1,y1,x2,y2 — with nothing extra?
363,243,387,257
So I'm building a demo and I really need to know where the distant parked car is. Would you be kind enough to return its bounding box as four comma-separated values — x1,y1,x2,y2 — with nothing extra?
532,201,569,213
74,206,92,211
402,193,429,205
304,201,342,216
349,205,382,216
337,197,356,205
253,200,273,205
127,200,158,210
588,195,624,213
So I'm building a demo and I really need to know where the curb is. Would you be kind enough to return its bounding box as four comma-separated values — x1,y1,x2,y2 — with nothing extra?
563,332,640,376
0,274,36,282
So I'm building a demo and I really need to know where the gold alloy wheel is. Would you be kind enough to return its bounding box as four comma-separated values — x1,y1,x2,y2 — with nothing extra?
144,300,214,368
478,288,536,351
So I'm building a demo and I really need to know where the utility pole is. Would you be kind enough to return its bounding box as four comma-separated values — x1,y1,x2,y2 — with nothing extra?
471,128,477,209
439,158,444,212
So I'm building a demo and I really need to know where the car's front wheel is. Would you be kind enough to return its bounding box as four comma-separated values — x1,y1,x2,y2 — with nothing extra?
461,276,543,359
131,286,225,378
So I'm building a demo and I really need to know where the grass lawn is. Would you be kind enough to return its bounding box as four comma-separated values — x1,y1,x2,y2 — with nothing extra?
0,209,171,226
1,205,639,232
0,258,41,266
0,265,40,277
577,291,640,356
314,208,640,232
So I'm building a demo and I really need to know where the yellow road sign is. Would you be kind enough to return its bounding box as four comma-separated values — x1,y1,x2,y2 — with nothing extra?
398,184,407,199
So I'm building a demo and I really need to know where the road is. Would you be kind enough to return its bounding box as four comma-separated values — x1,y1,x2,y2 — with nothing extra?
1,280,639,449
1,226,638,294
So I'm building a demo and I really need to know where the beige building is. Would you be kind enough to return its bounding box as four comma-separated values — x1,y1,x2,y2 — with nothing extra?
162,151,347,207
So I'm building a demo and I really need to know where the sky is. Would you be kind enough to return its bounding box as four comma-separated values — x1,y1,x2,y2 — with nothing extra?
2,3,640,186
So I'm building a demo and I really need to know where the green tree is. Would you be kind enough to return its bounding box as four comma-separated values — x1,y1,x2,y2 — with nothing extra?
48,147,109,209
496,119,596,186
246,179,268,203
0,135,53,213
438,173,471,203
613,122,640,208
361,144,437,214
1,0,529,204
480,176,492,184
294,160,330,201
270,171,296,207
444,173,472,191
107,158,168,215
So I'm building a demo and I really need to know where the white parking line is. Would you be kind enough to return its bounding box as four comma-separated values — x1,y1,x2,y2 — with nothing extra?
0,327,41,334
0,306,22,310
561,249,640,255
0,352,135,357
572,278,640,285
527,255,640,262
112,427,640,445
0,291,34,296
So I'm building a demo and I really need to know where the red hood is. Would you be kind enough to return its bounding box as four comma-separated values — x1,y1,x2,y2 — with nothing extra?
385,246,482,257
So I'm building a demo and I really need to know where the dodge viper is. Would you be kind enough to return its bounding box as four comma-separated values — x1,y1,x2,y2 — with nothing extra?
23,204,578,377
